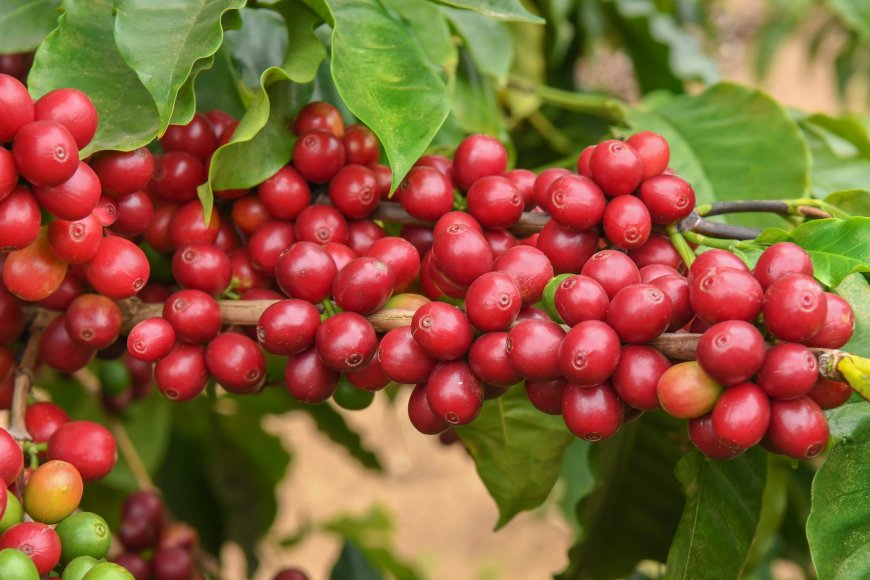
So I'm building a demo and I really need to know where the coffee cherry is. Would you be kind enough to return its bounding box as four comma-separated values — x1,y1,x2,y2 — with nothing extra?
711,382,770,450
419,250,464,299
56,512,111,565
294,101,345,137
696,320,766,385
553,274,609,326
257,300,319,356
649,274,693,331
506,319,565,381
232,194,271,235
690,267,763,324
411,302,472,360
576,146,594,177
366,237,420,293
152,547,193,580
285,347,340,404
415,154,453,180
4,232,68,301
535,219,599,275
275,241,338,303
316,312,377,372
482,230,516,260
763,274,826,342
603,195,652,249
433,210,483,236
559,320,621,385
83,236,150,299
657,361,723,419
346,219,385,255
127,317,177,362
0,148,17,199
468,332,520,387
607,283,672,343
0,428,22,486
431,223,493,287
230,248,269,293
293,130,346,183
689,249,748,278
464,272,522,332
171,242,231,295
377,326,436,384
807,377,853,410
637,175,695,225
525,379,566,415
342,124,379,165
34,88,97,149
580,250,641,299
757,342,818,400
533,167,571,210
25,402,69,444
589,139,643,196
493,245,555,306
346,354,391,392
154,343,209,402
452,134,507,191
408,383,448,435
47,212,103,264
256,166,309,221
0,74,34,141
765,396,829,460
753,242,813,290
626,131,670,179
329,164,379,219
0,522,61,575
505,168,536,209
562,382,624,441
121,490,165,530
38,315,95,373
426,360,484,425
65,294,122,350
0,186,40,250
111,553,150,578
206,332,266,394
89,148,154,196
398,165,454,221
467,176,524,230
160,112,217,161
323,242,356,273
688,413,741,460
163,289,221,344
47,421,116,481
249,221,296,276
295,204,349,245
0,547,38,579
24,460,83,524
611,345,670,410
545,175,606,231
169,200,220,248
150,151,206,203
13,120,80,188
629,234,682,271
332,257,395,315
804,293,855,349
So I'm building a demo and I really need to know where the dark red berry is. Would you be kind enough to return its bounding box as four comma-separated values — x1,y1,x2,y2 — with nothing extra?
611,345,670,410
294,204,349,245
47,212,102,264
562,382,624,441
89,148,154,196
284,347,339,403
493,245,555,306
34,88,98,149
626,131,670,179
39,316,95,373
689,249,748,278
0,186,41,250
807,377,853,410
580,249,641,299
765,397,829,460
83,236,150,299
762,274,827,342
316,312,377,372
559,320,621,385
607,283,672,343
545,175,606,231
431,223,493,288
256,299,319,356
526,378,566,415
589,139,643,197
258,165,310,221
160,112,217,161
753,242,813,290
65,294,122,350
13,120,79,187
342,124,379,165
377,326,436,384
696,320,766,385
150,151,206,203
169,200,220,248
452,134,507,191
638,175,695,224
649,274,693,331
366,237,420,293
163,289,221,344
506,168,536,209
346,219,385,255
206,332,266,394
757,342,819,400
689,267,763,324
47,421,116,481
467,176,524,230
804,293,855,349
293,101,345,137
249,220,296,276
0,147,18,199
0,74,34,141
712,382,770,449
464,272,522,332
329,164,379,219
127,317,177,362
111,190,154,236
688,413,741,460
506,319,566,381
275,241,338,303
468,332,520,387
154,343,209,402
533,168,570,210
332,257,395,315
628,234,682,271
536,220,598,275
553,275,609,326
399,165,454,221
426,360,484,425
293,130,346,183
408,383,448,435
410,301,472,361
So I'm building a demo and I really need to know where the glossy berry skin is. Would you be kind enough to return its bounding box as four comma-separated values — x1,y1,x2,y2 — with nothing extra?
649,274,693,331
468,332,520,387
154,343,209,402
275,242,338,303
426,361,484,425
493,245,555,306
757,342,819,400
150,151,206,203
89,148,154,196
398,165,454,221
535,219,598,275
83,236,150,299
25,402,69,444
626,131,670,179
689,249,748,278
47,212,103,264
257,300,320,356
505,168,536,209
232,194,271,235
763,274,827,342
152,547,194,580
347,220,384,255
431,224,493,288
0,74,34,141
804,293,855,349
464,272,522,332
554,275,609,325
329,164,379,219
637,175,695,224
607,284,672,343
0,187,41,250
562,382,624,441
657,361,723,419
284,347,339,404
366,237,420,293
545,175,606,231
688,413,741,460
466,176,524,229
559,320,621,385
576,146,594,177
629,234,682,271
525,379,566,415
603,195,652,249
696,320,766,385
47,421,116,481
410,302,472,360
34,160,100,220
171,242,231,295
611,345,670,410
452,134,507,191
753,242,813,290
765,397,829,460
342,124,379,165
248,221,295,276
415,154,453,180
433,210,483,236
408,383,448,435
4,233,68,301
127,317,177,362
506,320,565,381
316,312,377,372
0,428,22,485
65,294,122,350
690,267,763,325
34,88,97,149
293,101,345,136
256,167,308,222
293,130,346,183
807,377,853,410
377,326,436,384
533,167,570,210
38,316,94,373
0,147,18,199
580,250,641,299
0,522,61,575
169,200,220,248
589,139,644,197
711,382,771,450
12,120,79,187
160,112,217,161
163,289,221,344
206,332,266,394
332,257,395,315
24,460,83,524
295,204,349,245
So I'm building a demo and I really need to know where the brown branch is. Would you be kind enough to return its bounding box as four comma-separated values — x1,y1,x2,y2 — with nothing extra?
8,310,57,441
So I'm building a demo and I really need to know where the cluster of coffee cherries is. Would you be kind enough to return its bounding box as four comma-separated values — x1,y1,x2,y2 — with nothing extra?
0,413,122,578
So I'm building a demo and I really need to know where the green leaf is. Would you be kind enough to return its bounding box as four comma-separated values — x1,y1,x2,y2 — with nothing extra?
830,0,870,38
304,403,383,471
800,117,870,196
557,439,595,533
456,387,575,529
330,542,384,580
325,0,451,192
806,403,870,579
101,394,172,492
28,0,160,155
447,51,507,139
168,54,215,126
192,46,246,117
271,0,327,83
0,0,61,53
826,189,870,216
428,0,543,23
665,448,767,579
743,455,793,576
626,82,811,230
754,217,870,288
113,0,244,131
835,274,870,357
441,6,513,81
559,413,685,580
224,6,288,89
382,0,457,71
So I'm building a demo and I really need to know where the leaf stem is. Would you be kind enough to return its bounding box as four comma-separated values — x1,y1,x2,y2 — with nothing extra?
666,224,696,268
506,76,626,122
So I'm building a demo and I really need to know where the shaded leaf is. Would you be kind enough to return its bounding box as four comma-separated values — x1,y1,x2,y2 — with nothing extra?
830,0,870,38
28,0,159,155
456,387,575,528
224,6,289,89
382,0,457,71
626,83,810,230
447,50,507,139
665,448,767,579
330,542,384,580
0,0,60,53
101,394,172,492
442,6,513,81
428,0,543,23
272,0,327,83
835,273,870,357
304,403,383,471
557,438,594,533
192,45,246,117
800,116,870,196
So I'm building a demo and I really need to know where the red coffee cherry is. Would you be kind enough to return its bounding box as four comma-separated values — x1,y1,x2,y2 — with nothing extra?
332,257,395,315
366,237,420,293
257,299,320,356
467,176,524,230
0,147,18,199
0,522,62,575
536,219,599,275
284,347,339,404
494,245,555,306
626,131,670,179
4,233,69,302
127,317,177,362
649,274,693,331
398,165,454,221
589,139,643,197
431,223,493,288
559,320,621,385
89,147,154,196
533,167,570,210
155,343,209,402
34,270,84,311
0,427,23,485
293,101,345,137
315,312,377,372
711,382,771,450
628,234,682,271
689,249,748,279
47,212,103,264
377,326,436,384
34,160,101,221
47,421,117,481
25,402,69,444
763,274,827,342
411,301,473,361
464,272,522,332
171,242,231,295
230,247,269,293
753,242,813,290
329,164,379,219
576,146,594,177
606,283,672,343
696,320,766,386
163,289,221,344
757,342,819,400
275,241,338,303
83,236,150,299
160,112,217,161
408,383,448,435
505,168,536,209
258,165,310,221
231,194,270,235
34,88,98,149
426,360,484,425
526,378,567,415
0,73,35,141
804,293,855,349
452,133,508,191
342,124,379,165
603,195,652,249
206,332,266,394
13,120,79,187
562,382,624,441
637,175,695,225
294,204,349,245
688,413,741,460
169,200,220,248
689,267,763,324
545,175,606,232
580,249,641,299
293,130,346,183
765,397,829,460
248,220,295,276
506,319,565,381
38,316,95,373
65,294,122,350
807,377,853,410
657,361,723,419
611,345,670,410
468,332,520,387
553,274,609,326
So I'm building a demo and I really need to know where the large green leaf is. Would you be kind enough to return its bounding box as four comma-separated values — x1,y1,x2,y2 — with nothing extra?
626,83,811,229
28,0,159,155
754,217,870,288
456,387,575,529
324,0,451,192
665,448,767,579
559,414,685,580
0,0,60,53
807,403,870,579
275,0,327,83
113,0,244,131
330,542,384,580
800,117,870,196
826,189,870,216
382,0,457,71
835,273,870,357
224,6,289,89
428,0,543,23
441,6,513,81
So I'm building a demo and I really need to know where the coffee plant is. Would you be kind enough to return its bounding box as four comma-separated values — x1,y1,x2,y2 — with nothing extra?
0,0,868,578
